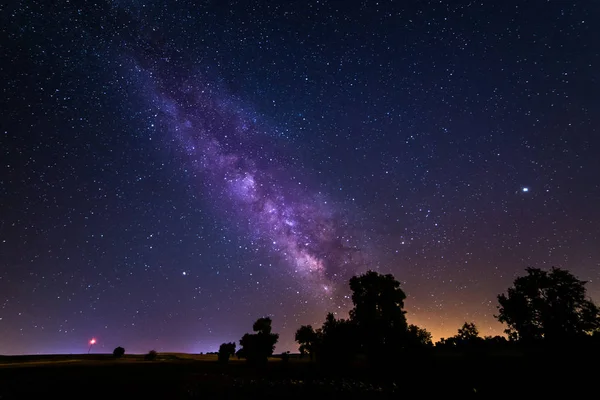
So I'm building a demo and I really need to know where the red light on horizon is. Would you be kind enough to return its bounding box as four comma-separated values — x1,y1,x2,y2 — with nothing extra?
90,338,96,345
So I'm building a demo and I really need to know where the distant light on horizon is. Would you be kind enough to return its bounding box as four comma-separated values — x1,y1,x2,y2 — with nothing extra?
522,187,529,193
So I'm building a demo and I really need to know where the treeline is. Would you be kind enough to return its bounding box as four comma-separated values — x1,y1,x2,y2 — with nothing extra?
221,267,600,365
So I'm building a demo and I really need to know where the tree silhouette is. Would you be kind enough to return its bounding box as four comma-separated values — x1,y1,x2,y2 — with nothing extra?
349,270,408,362
235,348,244,360
218,342,236,363
437,337,454,348
239,317,279,364
144,350,157,361
318,312,356,364
406,324,433,348
496,267,600,342
112,346,125,358
482,335,508,351
253,317,274,334
436,323,483,349
457,322,480,341
295,325,319,360
349,270,407,329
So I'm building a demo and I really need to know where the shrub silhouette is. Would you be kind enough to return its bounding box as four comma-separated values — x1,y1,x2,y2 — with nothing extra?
112,346,125,358
218,342,236,364
145,350,158,361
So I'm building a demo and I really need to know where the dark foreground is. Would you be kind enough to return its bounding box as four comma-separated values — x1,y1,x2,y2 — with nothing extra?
0,352,595,399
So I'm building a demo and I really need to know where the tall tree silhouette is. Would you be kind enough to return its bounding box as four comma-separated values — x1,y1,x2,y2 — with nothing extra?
295,325,319,360
496,267,600,342
349,270,408,361
239,317,279,364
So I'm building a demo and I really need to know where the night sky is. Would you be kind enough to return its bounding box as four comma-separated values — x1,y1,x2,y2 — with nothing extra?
1,0,599,355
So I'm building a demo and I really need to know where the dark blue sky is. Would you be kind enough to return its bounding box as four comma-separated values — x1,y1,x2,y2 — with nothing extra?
1,0,599,354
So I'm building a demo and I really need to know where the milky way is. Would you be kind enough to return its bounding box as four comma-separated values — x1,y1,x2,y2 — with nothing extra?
132,60,364,298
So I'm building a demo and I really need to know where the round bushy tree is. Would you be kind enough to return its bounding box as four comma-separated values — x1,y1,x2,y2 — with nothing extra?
497,267,600,342
113,346,125,358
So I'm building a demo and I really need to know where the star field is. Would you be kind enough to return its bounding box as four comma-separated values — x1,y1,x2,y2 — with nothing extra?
1,0,599,354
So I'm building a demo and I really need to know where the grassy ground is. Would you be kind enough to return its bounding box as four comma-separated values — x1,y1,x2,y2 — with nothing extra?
0,352,594,399
0,352,220,366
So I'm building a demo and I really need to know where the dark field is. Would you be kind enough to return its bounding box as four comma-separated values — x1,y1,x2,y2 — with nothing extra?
0,354,598,399
0,351,595,399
